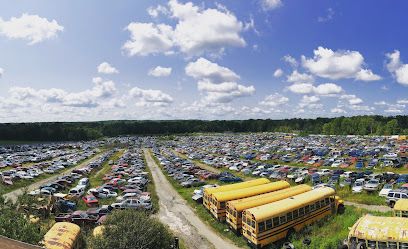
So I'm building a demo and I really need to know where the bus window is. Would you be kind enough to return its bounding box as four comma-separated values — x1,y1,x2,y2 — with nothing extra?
315,201,321,209
293,210,299,219
287,212,293,221
220,202,225,209
320,200,325,207
310,203,315,211
259,222,266,232
325,198,330,205
266,219,272,229
305,205,310,214
279,216,286,224
273,217,280,227
299,207,305,216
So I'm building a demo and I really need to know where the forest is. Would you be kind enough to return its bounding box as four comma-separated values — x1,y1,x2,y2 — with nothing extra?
0,115,407,142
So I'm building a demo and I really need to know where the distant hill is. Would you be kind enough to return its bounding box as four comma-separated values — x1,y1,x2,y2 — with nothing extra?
0,115,407,141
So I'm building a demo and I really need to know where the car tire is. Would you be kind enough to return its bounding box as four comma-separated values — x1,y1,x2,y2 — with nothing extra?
389,201,395,208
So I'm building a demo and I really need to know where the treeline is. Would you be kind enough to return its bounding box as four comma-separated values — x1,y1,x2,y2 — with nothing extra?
0,116,407,142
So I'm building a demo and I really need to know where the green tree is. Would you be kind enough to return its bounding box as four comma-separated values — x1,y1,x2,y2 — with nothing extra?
0,193,44,245
91,210,174,249
385,119,399,135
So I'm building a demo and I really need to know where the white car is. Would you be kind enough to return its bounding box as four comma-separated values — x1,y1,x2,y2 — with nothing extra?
69,186,85,197
379,183,394,197
352,179,365,193
88,188,117,199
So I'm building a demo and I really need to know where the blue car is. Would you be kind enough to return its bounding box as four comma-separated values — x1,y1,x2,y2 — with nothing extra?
397,174,408,183
219,176,242,183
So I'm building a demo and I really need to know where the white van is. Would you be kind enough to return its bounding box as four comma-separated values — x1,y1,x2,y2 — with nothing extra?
69,186,85,197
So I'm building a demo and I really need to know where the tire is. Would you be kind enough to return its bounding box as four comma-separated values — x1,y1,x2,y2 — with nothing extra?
389,201,395,208
337,204,345,214
356,242,366,249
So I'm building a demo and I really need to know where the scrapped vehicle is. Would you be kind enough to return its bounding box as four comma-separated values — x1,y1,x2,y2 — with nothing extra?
55,211,99,225
69,186,85,197
53,199,76,213
344,215,408,249
219,176,242,183
386,189,408,207
180,178,205,188
82,194,99,207
42,222,81,249
110,198,152,210
394,199,408,217
88,188,118,199
77,178,90,187
363,179,380,192
352,179,365,193
379,183,394,197
340,178,352,188
86,205,113,218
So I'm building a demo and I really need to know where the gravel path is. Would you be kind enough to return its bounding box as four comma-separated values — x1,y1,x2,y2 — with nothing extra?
344,201,392,213
144,149,241,249
2,151,106,203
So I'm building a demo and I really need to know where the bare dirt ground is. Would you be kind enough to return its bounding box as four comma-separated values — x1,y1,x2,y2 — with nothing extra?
2,151,106,203
344,201,392,213
143,149,241,249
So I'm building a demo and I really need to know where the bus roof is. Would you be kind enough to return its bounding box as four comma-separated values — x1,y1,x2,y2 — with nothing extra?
204,178,270,196
246,187,335,222
43,222,80,249
349,215,408,242
213,181,290,203
228,185,312,212
394,199,408,212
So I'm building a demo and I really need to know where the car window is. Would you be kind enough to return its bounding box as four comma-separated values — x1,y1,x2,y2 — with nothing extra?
403,194,408,199
395,193,401,198
388,193,394,197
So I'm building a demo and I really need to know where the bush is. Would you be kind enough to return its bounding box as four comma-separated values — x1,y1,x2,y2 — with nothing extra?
91,209,174,249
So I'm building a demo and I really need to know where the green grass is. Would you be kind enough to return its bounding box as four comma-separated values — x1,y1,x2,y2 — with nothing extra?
336,187,386,205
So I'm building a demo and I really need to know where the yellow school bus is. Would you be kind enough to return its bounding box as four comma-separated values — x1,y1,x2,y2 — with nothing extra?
346,215,408,248
242,187,344,248
42,222,81,249
203,178,270,210
394,199,408,217
210,181,290,221
226,184,312,233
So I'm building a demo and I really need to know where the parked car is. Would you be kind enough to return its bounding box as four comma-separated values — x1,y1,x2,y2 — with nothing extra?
82,194,99,207
363,179,381,192
352,179,365,193
110,198,152,210
69,186,85,197
379,183,394,197
386,190,408,207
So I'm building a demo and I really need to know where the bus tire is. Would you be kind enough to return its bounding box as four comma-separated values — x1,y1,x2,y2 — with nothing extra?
389,201,395,208
356,242,366,249
286,228,295,240
337,204,345,214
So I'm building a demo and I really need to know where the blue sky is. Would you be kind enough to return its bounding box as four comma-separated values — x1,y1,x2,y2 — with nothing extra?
0,0,407,122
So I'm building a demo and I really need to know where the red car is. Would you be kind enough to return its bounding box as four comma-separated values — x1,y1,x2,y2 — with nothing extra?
82,194,99,207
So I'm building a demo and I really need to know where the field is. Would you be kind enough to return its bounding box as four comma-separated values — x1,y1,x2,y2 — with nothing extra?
149,150,392,249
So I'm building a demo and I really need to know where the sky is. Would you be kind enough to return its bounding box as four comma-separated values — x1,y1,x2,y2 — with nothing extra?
0,0,408,122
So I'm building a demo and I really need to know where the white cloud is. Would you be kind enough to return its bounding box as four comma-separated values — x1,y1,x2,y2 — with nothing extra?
260,93,289,107
397,99,408,104
287,70,314,83
185,57,239,82
0,67,3,77
125,0,246,57
147,5,169,18
299,95,320,108
355,69,381,81
287,83,315,94
273,68,283,78
148,66,172,77
0,13,63,45
318,8,335,23
198,80,255,103
302,46,381,81
261,0,283,11
386,50,408,86
384,108,403,114
340,94,363,105
331,107,346,114
97,62,119,74
129,87,173,106
283,55,298,67
123,22,174,56
287,82,342,95
313,83,343,95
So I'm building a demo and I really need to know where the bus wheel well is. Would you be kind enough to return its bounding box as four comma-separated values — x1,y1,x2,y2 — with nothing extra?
337,204,345,214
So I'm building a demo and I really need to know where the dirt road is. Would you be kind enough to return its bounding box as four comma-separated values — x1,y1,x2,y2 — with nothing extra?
143,149,241,249
344,201,392,213
2,151,106,203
